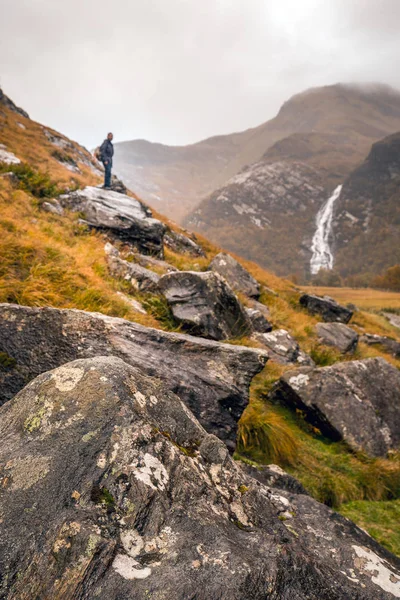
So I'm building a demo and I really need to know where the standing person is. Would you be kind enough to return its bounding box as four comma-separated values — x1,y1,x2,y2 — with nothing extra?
99,132,114,189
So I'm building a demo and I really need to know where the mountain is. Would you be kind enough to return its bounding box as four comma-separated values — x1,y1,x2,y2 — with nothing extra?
332,131,400,279
114,83,400,222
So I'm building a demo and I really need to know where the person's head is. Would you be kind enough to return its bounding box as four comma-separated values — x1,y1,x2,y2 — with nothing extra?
107,132,113,141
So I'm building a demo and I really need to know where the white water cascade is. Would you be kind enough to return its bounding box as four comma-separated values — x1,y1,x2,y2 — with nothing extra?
310,185,342,275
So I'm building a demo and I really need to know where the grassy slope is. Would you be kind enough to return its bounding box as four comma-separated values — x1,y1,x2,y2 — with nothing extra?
1,102,400,555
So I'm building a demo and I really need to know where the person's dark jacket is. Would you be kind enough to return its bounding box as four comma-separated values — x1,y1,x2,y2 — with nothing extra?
100,139,114,164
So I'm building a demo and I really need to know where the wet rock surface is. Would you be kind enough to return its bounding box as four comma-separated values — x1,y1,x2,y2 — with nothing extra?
1,356,399,600
158,271,252,341
59,186,166,257
209,252,261,298
253,329,314,366
272,357,400,456
0,304,267,447
300,293,353,323
316,322,359,353
107,254,160,292
361,333,400,358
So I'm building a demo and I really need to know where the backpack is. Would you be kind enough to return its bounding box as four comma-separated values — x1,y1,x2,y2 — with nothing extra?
94,146,102,161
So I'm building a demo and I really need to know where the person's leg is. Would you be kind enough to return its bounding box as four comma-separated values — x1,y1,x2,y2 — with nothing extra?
104,162,112,188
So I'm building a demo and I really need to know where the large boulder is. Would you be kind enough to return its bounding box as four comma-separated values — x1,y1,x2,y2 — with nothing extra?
0,356,399,600
0,304,267,448
316,322,359,353
272,357,400,457
158,271,252,340
209,252,260,299
253,329,314,366
300,294,353,323
361,333,400,358
107,254,160,292
59,186,166,257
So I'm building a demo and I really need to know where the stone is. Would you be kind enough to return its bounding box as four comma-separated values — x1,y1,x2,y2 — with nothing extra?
253,329,314,366
272,357,400,456
158,271,252,341
41,199,64,216
59,186,166,257
240,462,308,495
0,87,29,118
0,144,20,165
107,254,160,293
360,334,400,358
383,312,400,330
209,252,260,299
116,292,147,314
300,293,353,323
1,356,399,600
316,322,359,353
245,307,272,333
164,229,205,256
0,304,267,448
124,251,178,273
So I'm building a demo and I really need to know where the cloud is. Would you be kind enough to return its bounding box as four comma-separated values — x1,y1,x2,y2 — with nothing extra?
1,0,399,148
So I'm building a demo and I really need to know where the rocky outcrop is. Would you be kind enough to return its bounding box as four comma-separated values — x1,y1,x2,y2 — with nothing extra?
164,229,205,256
1,355,399,600
253,329,314,366
0,143,20,165
240,462,308,495
0,304,267,447
316,322,359,353
383,312,400,330
360,333,400,358
272,357,400,456
59,186,166,257
107,254,160,292
158,271,252,341
0,87,30,118
245,307,272,333
300,293,353,323
209,252,260,298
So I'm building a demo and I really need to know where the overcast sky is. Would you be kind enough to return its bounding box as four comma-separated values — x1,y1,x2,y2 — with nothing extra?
1,0,400,149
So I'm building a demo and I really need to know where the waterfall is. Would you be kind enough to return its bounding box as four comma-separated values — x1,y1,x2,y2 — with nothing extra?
310,185,342,275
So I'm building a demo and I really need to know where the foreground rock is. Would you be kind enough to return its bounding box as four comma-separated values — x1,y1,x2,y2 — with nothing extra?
209,252,260,299
253,329,314,366
316,322,359,353
164,229,205,256
158,271,252,340
1,356,399,600
272,357,400,456
300,293,353,323
0,304,267,447
59,186,166,257
107,254,160,292
245,307,272,333
361,333,400,358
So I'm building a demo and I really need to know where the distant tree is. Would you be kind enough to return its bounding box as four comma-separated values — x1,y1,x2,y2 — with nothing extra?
372,265,400,291
311,269,342,287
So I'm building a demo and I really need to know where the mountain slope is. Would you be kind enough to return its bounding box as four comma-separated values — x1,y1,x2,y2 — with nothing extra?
114,83,400,221
332,131,400,278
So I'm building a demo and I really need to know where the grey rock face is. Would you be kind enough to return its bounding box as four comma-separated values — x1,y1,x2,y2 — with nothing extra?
107,254,160,292
41,199,64,216
164,229,205,256
273,357,400,456
240,462,308,495
0,87,29,118
158,271,252,341
0,304,267,447
300,293,353,323
209,252,261,299
383,312,400,330
127,252,179,273
59,186,166,257
1,356,399,600
253,329,314,366
245,307,273,333
361,333,400,358
316,322,359,353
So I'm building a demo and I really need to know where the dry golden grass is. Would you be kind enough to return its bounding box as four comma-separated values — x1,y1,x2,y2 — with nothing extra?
302,285,400,311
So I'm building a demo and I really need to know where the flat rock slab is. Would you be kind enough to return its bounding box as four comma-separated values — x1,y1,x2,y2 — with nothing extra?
0,304,267,448
300,293,353,323
316,322,359,353
0,356,399,600
361,333,400,358
253,329,314,366
209,252,260,299
107,254,160,292
158,271,252,341
59,186,166,257
273,357,400,456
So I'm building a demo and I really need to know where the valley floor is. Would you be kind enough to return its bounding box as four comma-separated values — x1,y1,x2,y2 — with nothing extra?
302,286,400,312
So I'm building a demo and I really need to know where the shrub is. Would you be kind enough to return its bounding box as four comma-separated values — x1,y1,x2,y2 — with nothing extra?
0,162,63,198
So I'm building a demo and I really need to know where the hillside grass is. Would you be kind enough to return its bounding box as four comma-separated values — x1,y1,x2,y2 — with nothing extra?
302,285,400,312
1,100,400,556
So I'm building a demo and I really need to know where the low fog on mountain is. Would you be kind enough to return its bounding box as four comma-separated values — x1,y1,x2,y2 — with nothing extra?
1,0,400,147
